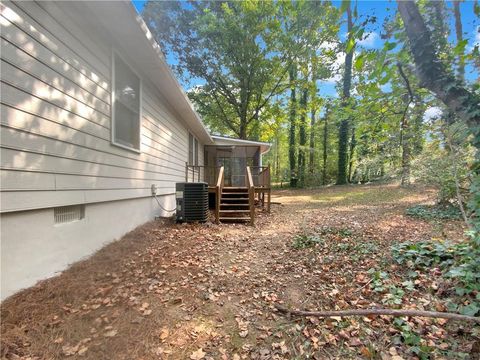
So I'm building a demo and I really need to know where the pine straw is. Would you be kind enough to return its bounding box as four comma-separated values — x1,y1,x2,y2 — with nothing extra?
1,218,174,359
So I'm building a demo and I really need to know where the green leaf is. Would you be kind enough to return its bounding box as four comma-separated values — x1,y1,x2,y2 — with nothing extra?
354,54,365,71
459,303,479,316
474,1,480,16
384,42,397,51
453,39,469,56
379,75,390,85
346,37,356,53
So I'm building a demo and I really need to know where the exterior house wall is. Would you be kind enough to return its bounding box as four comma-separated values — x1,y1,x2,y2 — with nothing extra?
0,1,205,300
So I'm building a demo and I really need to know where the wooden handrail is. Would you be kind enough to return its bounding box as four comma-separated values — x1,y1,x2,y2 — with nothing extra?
246,166,255,226
185,165,222,185
216,166,224,188
215,166,224,224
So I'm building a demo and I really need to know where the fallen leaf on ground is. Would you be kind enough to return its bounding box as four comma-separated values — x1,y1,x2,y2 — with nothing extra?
190,348,206,360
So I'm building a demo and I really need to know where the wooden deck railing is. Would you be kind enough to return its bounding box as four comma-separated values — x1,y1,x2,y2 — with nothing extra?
246,166,255,226
185,164,271,189
215,166,224,224
185,164,220,185
250,166,271,188
185,164,269,223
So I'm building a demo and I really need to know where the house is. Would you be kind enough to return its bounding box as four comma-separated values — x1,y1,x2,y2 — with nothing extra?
0,1,270,300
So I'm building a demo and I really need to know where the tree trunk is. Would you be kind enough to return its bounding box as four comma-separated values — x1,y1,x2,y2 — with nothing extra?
309,69,317,176
396,1,480,138
348,126,356,182
239,122,247,140
430,0,448,53
397,63,414,186
288,64,297,186
400,114,411,186
337,0,354,185
309,107,316,175
322,105,329,185
453,1,465,82
298,88,308,187
275,133,280,180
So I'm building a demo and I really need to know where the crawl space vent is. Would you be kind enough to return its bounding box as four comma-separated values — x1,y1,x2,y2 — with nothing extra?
54,205,85,224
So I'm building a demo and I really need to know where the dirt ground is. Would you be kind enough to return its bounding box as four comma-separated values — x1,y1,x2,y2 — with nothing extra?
1,184,477,359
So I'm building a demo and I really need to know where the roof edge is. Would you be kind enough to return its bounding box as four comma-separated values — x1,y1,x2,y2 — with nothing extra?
128,3,213,144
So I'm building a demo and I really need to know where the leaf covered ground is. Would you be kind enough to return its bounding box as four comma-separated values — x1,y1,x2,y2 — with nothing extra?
1,184,478,359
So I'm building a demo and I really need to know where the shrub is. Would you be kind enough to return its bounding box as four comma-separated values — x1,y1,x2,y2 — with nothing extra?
411,140,473,205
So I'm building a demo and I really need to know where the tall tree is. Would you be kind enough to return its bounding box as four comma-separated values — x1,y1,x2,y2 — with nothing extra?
309,62,318,175
337,0,354,185
298,88,308,186
397,0,480,233
397,63,414,186
288,64,297,185
322,103,331,185
143,1,288,139
396,1,480,138
453,0,465,81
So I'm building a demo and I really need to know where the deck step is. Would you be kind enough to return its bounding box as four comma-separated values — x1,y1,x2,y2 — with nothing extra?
221,197,249,201
219,217,251,222
218,188,252,224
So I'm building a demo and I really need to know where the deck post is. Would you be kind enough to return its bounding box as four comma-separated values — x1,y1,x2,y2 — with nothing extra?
267,189,271,213
215,166,224,224
267,165,271,212
246,166,255,226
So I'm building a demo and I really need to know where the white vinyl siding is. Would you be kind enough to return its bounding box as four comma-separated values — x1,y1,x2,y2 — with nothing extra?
0,1,205,213
112,52,141,151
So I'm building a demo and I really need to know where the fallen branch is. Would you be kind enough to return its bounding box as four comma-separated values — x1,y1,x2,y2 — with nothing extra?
274,304,480,323
354,278,373,293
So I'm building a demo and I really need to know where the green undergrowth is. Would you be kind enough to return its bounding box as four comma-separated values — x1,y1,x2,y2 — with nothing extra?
392,240,480,316
291,233,324,249
291,227,378,263
405,204,463,221
363,239,479,359
291,227,355,250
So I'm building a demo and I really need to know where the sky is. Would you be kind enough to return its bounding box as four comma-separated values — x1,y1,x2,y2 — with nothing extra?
132,0,479,100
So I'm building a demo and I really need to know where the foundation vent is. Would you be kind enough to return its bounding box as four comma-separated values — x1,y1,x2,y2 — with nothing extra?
54,205,85,224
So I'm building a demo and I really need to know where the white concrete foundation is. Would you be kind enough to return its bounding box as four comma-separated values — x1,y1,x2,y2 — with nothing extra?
0,194,175,300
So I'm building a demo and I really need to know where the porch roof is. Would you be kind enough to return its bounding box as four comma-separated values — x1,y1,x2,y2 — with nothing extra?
211,136,271,154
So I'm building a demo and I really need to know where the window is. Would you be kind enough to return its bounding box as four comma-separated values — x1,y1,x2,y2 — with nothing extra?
188,133,194,165
188,133,199,165
112,52,141,151
194,138,199,165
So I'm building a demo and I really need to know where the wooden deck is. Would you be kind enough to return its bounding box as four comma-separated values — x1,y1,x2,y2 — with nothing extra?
187,165,271,224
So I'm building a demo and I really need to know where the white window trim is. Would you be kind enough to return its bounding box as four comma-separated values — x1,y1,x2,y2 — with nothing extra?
111,49,142,153
188,132,200,166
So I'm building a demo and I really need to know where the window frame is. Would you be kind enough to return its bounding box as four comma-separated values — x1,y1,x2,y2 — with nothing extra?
194,137,199,166
111,49,142,153
188,132,200,166
188,133,194,165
